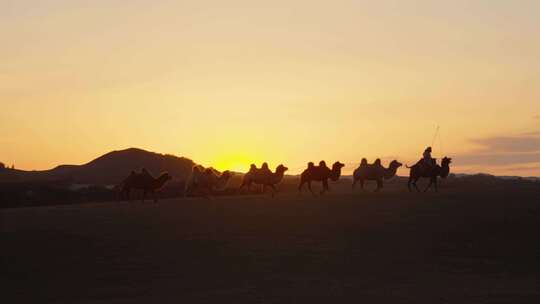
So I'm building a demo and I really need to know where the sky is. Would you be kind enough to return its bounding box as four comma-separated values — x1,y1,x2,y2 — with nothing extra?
1,0,539,176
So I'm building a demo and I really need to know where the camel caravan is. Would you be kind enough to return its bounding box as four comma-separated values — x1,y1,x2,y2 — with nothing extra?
117,146,452,202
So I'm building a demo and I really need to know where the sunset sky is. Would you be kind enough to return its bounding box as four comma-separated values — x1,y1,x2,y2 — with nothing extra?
1,0,539,176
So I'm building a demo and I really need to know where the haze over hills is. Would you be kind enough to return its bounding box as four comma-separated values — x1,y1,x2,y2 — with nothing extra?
0,148,195,185
2,148,539,186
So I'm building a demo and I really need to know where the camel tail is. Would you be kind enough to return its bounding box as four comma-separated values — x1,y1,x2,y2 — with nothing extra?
405,164,413,169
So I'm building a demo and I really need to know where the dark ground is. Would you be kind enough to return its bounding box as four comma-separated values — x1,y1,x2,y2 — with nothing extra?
2,179,540,303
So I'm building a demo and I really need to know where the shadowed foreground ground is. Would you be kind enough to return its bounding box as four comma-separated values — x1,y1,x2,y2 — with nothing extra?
2,185,540,303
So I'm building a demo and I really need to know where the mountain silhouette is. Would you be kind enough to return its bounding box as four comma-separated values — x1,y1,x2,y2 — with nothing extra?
0,148,194,185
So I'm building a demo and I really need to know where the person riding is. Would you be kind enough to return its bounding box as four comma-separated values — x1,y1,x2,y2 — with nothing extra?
422,147,435,168
248,164,257,174
373,158,382,167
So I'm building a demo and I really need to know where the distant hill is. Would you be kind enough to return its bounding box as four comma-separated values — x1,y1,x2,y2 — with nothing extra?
0,148,195,185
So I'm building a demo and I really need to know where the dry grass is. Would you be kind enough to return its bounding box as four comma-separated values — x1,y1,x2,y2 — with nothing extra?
2,182,540,303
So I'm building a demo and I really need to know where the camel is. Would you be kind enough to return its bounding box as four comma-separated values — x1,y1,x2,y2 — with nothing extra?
239,164,288,197
184,165,232,197
119,169,171,203
407,157,452,192
352,159,402,191
298,161,345,195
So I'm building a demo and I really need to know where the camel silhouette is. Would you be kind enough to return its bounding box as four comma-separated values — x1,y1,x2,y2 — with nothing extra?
407,157,452,192
184,165,232,197
298,161,345,195
239,164,288,197
353,159,402,191
119,169,171,203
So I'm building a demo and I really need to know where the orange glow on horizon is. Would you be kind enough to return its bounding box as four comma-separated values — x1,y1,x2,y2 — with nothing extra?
1,1,540,176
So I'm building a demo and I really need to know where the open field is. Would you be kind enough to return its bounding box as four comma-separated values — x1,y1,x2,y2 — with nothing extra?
2,181,540,303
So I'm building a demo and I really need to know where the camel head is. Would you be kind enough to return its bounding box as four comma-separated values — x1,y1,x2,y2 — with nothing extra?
329,161,345,181
389,160,403,169
441,157,452,167
155,172,172,188
159,172,172,181
276,164,289,174
384,160,402,180
332,161,345,171
440,157,452,178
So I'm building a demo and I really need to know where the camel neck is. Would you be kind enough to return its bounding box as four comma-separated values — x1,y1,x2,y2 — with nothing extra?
440,164,450,178
330,168,341,181
270,170,285,183
384,166,398,179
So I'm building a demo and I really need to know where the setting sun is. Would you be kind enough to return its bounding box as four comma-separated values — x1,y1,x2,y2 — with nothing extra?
3,2,540,303
212,152,259,173
1,0,539,176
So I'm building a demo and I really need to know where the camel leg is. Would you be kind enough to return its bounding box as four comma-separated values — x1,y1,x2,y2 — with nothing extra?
141,190,146,203
152,190,157,203
240,181,251,194
184,184,192,197
413,178,421,192
262,184,267,194
298,180,305,193
407,177,412,192
424,179,433,192
308,181,316,196
352,178,357,190
321,180,329,195
433,177,439,192
375,179,382,192
238,181,245,193
269,184,277,198
360,179,365,191
198,186,209,200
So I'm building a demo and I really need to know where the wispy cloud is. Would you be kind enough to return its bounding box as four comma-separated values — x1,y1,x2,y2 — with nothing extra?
503,164,540,172
456,133,540,167
469,135,540,153
456,152,540,166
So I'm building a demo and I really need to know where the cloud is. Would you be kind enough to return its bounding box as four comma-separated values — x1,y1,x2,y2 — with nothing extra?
456,152,540,166
456,133,540,167
469,135,540,153
534,115,540,120
503,164,540,172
